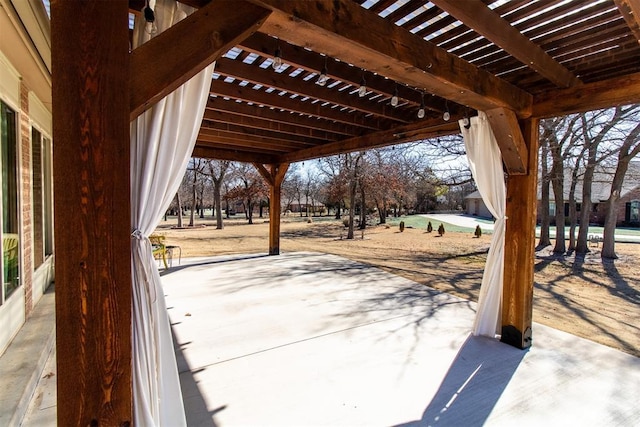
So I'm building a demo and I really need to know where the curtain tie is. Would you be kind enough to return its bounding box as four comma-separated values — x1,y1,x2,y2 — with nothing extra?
131,228,144,240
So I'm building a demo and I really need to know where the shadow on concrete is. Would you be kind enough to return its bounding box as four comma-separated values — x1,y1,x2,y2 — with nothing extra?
173,329,222,427
396,335,526,427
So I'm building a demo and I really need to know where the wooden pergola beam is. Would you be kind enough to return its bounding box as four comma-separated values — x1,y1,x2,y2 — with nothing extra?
532,71,640,118
197,130,308,152
215,58,413,123
613,0,640,44
205,97,361,136
277,119,461,163
203,110,344,141
254,162,290,255
255,0,533,116
485,108,528,175
201,121,327,146
129,0,271,119
502,118,539,349
52,1,132,424
431,0,581,88
210,79,384,130
193,145,278,163
239,32,447,112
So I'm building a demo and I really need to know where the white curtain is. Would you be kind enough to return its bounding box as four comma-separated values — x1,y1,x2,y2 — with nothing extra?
130,0,215,425
459,112,506,338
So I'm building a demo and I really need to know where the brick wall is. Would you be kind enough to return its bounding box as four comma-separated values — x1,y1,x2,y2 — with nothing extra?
19,81,33,316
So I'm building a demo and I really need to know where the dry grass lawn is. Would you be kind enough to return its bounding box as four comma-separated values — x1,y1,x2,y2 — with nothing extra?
155,215,640,357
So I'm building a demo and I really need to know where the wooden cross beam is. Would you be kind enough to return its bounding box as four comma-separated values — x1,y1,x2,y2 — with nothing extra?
431,0,580,88
254,0,533,116
485,108,528,175
129,0,271,119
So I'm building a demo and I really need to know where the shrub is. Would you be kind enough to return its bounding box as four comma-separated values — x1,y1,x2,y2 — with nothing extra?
399,221,405,232
474,225,482,238
438,223,445,236
427,221,433,233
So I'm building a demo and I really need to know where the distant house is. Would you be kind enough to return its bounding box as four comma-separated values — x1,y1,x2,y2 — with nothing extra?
465,162,640,227
287,199,326,215
539,162,640,227
464,190,493,219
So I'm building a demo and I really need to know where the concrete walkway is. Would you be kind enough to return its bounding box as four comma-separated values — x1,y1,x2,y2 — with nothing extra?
422,213,640,243
163,252,640,426
0,285,55,427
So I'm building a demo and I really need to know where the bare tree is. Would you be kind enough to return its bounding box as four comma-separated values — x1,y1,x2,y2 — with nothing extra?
187,158,206,227
281,165,302,216
537,136,552,248
226,163,268,225
544,114,582,253
576,107,633,254
207,159,230,229
601,109,640,259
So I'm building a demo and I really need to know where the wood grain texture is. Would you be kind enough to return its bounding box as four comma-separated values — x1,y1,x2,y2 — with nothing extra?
192,146,278,163
51,0,132,424
533,72,640,118
215,58,413,123
613,0,640,44
210,79,382,130
256,0,533,116
130,1,271,119
206,97,361,136
254,163,290,255
502,118,539,349
278,120,461,163
485,107,528,175
432,0,580,88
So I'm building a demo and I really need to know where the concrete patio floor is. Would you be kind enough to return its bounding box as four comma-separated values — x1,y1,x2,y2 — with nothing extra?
162,252,640,427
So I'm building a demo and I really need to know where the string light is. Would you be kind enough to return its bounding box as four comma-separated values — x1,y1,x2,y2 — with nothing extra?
272,46,283,70
358,72,367,97
390,84,399,107
417,93,425,119
317,57,329,86
443,100,450,121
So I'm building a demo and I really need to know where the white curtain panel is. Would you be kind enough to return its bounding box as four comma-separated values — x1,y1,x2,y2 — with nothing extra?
459,112,507,338
130,0,215,424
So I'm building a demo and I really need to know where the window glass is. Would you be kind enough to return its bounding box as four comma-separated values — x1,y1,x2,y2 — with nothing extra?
631,201,640,223
1,101,20,304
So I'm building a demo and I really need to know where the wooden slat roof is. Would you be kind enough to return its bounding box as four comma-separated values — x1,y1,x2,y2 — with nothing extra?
129,0,640,164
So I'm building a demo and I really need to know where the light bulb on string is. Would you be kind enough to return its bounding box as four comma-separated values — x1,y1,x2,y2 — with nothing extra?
317,57,329,86
443,100,450,121
272,47,283,70
390,84,399,107
358,73,367,97
417,93,425,119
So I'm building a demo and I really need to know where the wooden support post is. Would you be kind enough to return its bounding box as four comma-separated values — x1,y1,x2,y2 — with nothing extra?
52,1,132,425
254,163,289,255
502,118,540,349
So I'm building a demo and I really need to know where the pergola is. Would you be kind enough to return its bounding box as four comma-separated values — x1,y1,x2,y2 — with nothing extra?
51,0,640,424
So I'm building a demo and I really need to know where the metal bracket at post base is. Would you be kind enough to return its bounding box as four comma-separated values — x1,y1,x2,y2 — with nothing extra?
500,325,532,349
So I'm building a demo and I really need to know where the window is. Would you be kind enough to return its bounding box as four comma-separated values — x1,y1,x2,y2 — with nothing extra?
549,201,556,217
32,128,44,268
629,200,640,224
31,129,53,264
1,101,20,305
